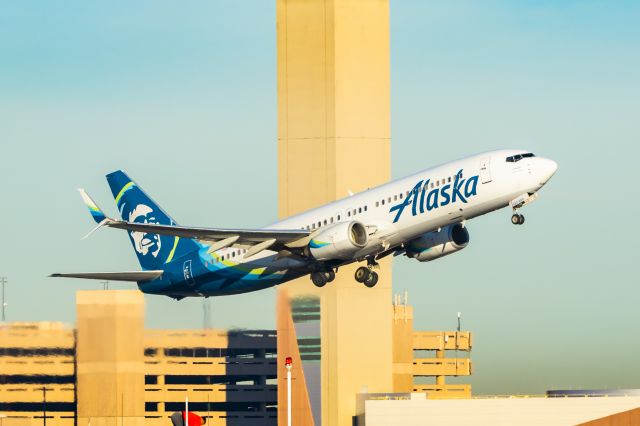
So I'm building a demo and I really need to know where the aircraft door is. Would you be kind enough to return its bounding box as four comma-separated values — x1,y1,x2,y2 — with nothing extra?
479,158,492,184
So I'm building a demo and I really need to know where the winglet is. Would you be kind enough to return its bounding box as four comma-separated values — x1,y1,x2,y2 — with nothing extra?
78,188,108,224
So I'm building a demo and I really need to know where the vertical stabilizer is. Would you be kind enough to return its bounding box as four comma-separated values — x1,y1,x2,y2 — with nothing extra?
106,170,200,270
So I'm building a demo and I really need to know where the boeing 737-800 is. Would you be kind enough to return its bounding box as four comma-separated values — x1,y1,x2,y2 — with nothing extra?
52,150,557,298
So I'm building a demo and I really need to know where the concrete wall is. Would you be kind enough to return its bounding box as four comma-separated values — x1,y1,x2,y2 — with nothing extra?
362,396,640,426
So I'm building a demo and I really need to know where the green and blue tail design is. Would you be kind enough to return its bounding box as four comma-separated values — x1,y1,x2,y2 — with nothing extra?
105,170,201,271
78,189,107,223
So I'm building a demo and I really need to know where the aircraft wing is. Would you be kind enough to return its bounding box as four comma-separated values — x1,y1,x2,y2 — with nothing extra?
107,221,309,245
78,189,312,257
106,221,312,256
50,271,163,282
79,189,312,258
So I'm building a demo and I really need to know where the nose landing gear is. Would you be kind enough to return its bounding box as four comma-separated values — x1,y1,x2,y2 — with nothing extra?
511,213,525,225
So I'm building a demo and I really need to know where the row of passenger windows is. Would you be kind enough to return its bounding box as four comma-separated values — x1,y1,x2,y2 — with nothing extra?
301,173,463,231
506,153,535,162
302,205,370,230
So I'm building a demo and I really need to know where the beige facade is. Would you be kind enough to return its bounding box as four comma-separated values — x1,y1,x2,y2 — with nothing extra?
76,290,146,426
0,291,277,426
391,304,472,399
0,322,75,426
276,0,393,425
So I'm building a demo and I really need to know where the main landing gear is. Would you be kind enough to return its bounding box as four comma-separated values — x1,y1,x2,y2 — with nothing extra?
355,259,379,288
511,212,525,225
311,269,336,287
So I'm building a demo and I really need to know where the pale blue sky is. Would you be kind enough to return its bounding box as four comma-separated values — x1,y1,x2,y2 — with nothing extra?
1,1,638,394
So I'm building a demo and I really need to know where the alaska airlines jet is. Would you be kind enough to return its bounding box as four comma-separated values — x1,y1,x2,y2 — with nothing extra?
52,150,557,298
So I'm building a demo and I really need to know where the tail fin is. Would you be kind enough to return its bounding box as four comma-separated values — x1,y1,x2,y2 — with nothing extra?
106,170,200,270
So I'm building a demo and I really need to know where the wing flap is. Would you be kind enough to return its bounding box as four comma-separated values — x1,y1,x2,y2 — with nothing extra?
50,271,163,282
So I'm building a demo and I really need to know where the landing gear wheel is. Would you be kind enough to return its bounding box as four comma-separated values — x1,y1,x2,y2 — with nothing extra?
311,272,327,287
511,213,525,225
364,271,379,288
324,270,336,282
355,266,369,283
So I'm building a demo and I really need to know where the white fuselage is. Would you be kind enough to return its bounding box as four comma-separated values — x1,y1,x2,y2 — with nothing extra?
214,149,557,266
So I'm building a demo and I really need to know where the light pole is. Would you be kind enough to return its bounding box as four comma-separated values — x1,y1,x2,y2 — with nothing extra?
185,396,189,426
42,386,47,426
1,277,7,322
285,356,292,426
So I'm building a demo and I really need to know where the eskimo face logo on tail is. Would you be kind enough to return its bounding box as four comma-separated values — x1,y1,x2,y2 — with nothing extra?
128,204,162,257
389,169,479,223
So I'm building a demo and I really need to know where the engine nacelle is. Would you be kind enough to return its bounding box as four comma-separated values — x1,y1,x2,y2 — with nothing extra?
308,221,368,260
406,223,469,262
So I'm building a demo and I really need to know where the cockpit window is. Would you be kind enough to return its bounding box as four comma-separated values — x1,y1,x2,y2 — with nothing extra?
506,153,535,163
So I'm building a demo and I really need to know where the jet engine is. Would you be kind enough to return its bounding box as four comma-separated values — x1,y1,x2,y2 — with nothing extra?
307,221,368,260
405,223,469,262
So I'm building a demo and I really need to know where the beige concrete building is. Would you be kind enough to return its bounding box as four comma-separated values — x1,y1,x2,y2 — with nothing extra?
391,303,472,399
0,290,473,426
0,322,76,425
0,290,277,426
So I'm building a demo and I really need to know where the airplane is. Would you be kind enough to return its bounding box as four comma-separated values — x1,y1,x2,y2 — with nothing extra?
51,149,557,298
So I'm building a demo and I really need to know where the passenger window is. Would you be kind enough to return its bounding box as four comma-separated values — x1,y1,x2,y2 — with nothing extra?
448,177,452,183
394,195,397,201
323,219,327,225
364,206,368,211
430,182,434,189
376,201,379,207
338,215,341,220
406,191,410,196
330,217,334,223
388,197,391,203
348,211,351,217
399,193,403,199
382,199,385,205
358,207,362,213
318,221,321,227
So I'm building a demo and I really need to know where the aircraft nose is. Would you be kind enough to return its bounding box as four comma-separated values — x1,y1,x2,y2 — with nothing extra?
538,158,558,183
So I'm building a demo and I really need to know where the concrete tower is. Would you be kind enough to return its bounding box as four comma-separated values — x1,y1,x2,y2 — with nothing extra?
276,1,393,425
76,290,145,426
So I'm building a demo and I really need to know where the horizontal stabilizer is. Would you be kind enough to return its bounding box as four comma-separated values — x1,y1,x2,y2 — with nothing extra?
50,271,163,282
